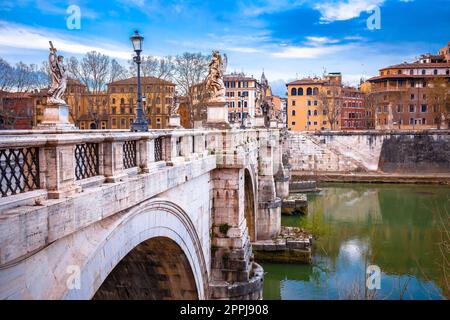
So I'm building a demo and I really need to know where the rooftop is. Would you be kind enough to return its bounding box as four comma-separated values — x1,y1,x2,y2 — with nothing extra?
381,62,450,70
108,76,175,86
286,78,326,86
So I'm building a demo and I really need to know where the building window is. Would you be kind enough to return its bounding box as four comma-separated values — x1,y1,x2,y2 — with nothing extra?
447,70,450,75
411,94,415,100
314,110,318,116
313,88,319,95
298,88,304,96
410,118,414,125
291,88,297,96
384,106,388,113
410,70,414,75
314,100,318,106
120,98,125,105
112,98,116,104
292,100,296,106
434,69,438,75
112,107,116,114
112,118,116,126
121,119,125,126
307,121,311,126
323,110,327,115
409,105,415,113
397,70,402,75
292,121,296,126
307,110,311,116
292,110,296,116
323,121,327,125
422,70,426,75
120,107,125,114
314,121,318,126
397,105,403,113
421,105,427,112
306,87,313,96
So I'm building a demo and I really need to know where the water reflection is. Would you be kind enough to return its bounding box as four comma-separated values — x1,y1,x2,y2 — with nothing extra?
263,183,449,300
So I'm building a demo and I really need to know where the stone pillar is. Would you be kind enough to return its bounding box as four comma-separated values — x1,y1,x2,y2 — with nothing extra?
42,143,81,199
209,168,263,300
204,102,231,130
103,140,128,183
253,116,266,128
168,115,182,129
256,130,281,240
272,131,290,199
34,104,76,130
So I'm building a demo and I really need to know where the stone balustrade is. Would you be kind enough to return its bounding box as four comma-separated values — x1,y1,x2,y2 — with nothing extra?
0,129,217,209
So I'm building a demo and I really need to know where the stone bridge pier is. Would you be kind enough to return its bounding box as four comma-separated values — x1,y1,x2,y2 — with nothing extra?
0,128,288,300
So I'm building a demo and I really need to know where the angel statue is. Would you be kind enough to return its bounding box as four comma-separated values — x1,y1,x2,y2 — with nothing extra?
47,41,68,105
206,50,228,103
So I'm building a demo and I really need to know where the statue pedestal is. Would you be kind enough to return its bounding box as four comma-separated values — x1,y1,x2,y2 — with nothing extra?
253,116,266,128
169,115,183,129
270,119,278,128
35,104,76,130
204,101,231,130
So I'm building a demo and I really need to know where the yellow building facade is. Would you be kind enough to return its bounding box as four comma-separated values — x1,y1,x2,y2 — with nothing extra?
287,78,330,131
107,77,175,130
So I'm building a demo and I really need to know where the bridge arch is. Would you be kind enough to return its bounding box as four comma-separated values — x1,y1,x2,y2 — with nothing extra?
2,199,208,300
244,167,257,242
68,199,208,300
93,236,198,300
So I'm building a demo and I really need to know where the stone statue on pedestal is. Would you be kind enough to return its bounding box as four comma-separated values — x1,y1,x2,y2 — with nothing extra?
204,50,231,129
34,41,75,130
206,50,227,103
47,41,68,105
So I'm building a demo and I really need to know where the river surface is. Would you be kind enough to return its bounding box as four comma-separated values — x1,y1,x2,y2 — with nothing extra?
262,183,449,300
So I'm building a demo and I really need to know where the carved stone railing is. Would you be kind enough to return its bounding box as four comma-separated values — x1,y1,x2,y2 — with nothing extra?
0,147,40,197
0,129,214,210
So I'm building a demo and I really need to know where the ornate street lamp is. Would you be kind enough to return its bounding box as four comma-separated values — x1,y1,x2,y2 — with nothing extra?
130,30,148,132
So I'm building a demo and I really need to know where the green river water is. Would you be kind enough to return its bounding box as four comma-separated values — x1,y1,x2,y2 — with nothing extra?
262,183,450,300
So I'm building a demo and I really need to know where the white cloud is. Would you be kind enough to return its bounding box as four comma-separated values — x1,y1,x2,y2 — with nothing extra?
228,47,264,54
305,36,341,45
314,0,385,23
240,0,316,17
0,21,132,60
272,43,352,58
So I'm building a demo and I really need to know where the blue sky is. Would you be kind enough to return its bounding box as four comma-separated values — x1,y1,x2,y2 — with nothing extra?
0,0,449,96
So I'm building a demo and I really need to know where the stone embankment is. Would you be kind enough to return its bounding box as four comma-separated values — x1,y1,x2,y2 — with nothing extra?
253,227,312,264
281,193,308,216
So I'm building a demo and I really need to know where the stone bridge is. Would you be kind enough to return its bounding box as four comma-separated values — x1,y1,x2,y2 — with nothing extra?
0,128,289,300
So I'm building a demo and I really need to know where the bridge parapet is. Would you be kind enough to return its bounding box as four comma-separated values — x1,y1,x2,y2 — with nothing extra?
0,129,216,268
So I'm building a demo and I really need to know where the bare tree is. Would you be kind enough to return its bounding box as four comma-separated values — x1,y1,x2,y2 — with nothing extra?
128,55,175,81
0,58,14,92
109,59,128,84
172,52,210,127
428,77,450,129
9,62,47,93
68,52,129,128
317,87,342,130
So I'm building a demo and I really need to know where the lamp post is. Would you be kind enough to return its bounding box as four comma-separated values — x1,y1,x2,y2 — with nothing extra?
240,93,246,129
130,30,148,132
